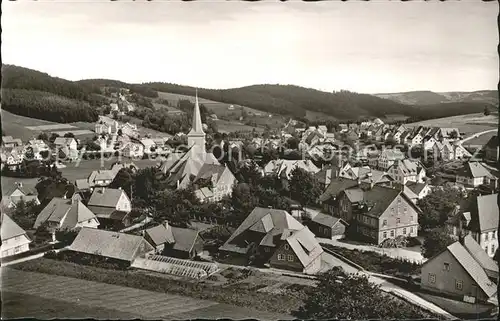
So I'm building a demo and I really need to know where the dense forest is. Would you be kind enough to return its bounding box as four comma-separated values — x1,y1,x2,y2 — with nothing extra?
1,89,99,123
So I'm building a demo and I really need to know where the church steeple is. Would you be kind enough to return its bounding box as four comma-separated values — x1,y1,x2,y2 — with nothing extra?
190,89,204,135
187,89,206,157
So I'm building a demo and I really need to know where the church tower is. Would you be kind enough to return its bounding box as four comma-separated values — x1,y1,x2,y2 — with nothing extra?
187,90,206,158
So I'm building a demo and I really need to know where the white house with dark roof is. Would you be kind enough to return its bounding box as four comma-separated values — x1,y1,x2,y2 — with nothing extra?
387,159,426,185
144,221,204,259
0,213,32,258
87,187,132,230
263,159,320,179
420,237,497,303
1,181,40,210
456,162,497,188
1,136,23,148
219,207,324,274
54,137,77,151
192,163,237,202
403,181,431,204
33,194,99,231
374,149,405,171
446,193,498,258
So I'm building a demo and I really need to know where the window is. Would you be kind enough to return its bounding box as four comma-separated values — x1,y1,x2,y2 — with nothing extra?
396,218,401,224
383,232,387,239
284,244,290,250
410,227,414,234
390,230,395,237
287,255,294,262
455,280,463,291
410,216,414,223
277,254,285,261
14,246,21,254
443,263,450,271
397,197,402,204
264,247,270,252
404,207,408,214
382,219,387,227
428,273,436,284
403,228,407,235
491,244,496,255
485,233,489,241
493,231,497,239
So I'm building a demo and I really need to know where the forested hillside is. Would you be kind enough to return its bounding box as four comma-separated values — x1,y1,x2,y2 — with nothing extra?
144,82,415,119
1,89,99,123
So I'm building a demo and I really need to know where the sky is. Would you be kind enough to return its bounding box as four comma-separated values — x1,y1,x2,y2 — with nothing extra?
2,1,498,94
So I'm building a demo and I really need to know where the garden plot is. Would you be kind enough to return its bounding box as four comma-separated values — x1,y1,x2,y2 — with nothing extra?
25,124,76,131
51,129,95,136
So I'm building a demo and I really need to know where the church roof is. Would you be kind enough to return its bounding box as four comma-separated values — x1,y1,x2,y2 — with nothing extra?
188,91,205,136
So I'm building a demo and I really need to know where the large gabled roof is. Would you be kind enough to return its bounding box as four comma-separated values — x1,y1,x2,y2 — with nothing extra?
219,207,304,254
1,212,29,241
457,162,496,179
88,188,127,208
423,241,497,299
69,227,154,262
286,227,323,270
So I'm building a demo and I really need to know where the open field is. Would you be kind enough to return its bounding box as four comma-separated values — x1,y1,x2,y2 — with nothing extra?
1,110,96,141
2,267,291,320
215,119,264,133
305,110,338,121
408,113,498,136
157,91,274,118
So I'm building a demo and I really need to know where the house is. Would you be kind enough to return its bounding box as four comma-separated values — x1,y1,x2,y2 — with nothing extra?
140,138,156,154
456,162,497,188
219,207,324,274
484,136,499,162
122,141,144,158
1,146,24,167
452,143,472,160
192,164,237,202
387,159,426,185
69,227,154,264
317,125,328,135
87,187,132,230
403,182,431,204
446,193,498,257
307,212,348,240
423,136,438,151
339,124,348,133
420,237,497,303
1,136,22,148
263,159,320,179
315,166,333,190
0,213,32,258
334,184,420,244
1,182,40,210
95,122,113,135
144,222,204,259
33,194,99,231
374,149,405,170
87,170,115,187
54,137,78,151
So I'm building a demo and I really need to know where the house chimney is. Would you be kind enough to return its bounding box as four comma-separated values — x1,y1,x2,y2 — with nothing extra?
16,181,23,188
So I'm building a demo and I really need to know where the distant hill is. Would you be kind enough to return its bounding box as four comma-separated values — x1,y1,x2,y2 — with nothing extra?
375,90,498,106
144,83,415,120
2,64,497,125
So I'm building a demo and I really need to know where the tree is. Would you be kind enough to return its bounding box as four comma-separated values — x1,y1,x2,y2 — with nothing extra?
37,132,49,141
286,137,300,150
109,168,135,198
49,133,60,143
117,129,123,136
289,167,322,207
449,130,459,139
417,186,463,230
11,199,41,230
422,229,456,259
484,106,491,116
63,132,75,138
295,267,430,319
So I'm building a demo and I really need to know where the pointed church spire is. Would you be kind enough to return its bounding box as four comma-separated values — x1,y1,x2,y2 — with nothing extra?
190,89,204,135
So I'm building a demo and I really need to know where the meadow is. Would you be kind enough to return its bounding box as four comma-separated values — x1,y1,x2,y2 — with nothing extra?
408,113,497,137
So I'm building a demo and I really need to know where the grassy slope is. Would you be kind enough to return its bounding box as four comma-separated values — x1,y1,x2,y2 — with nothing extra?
407,112,498,135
